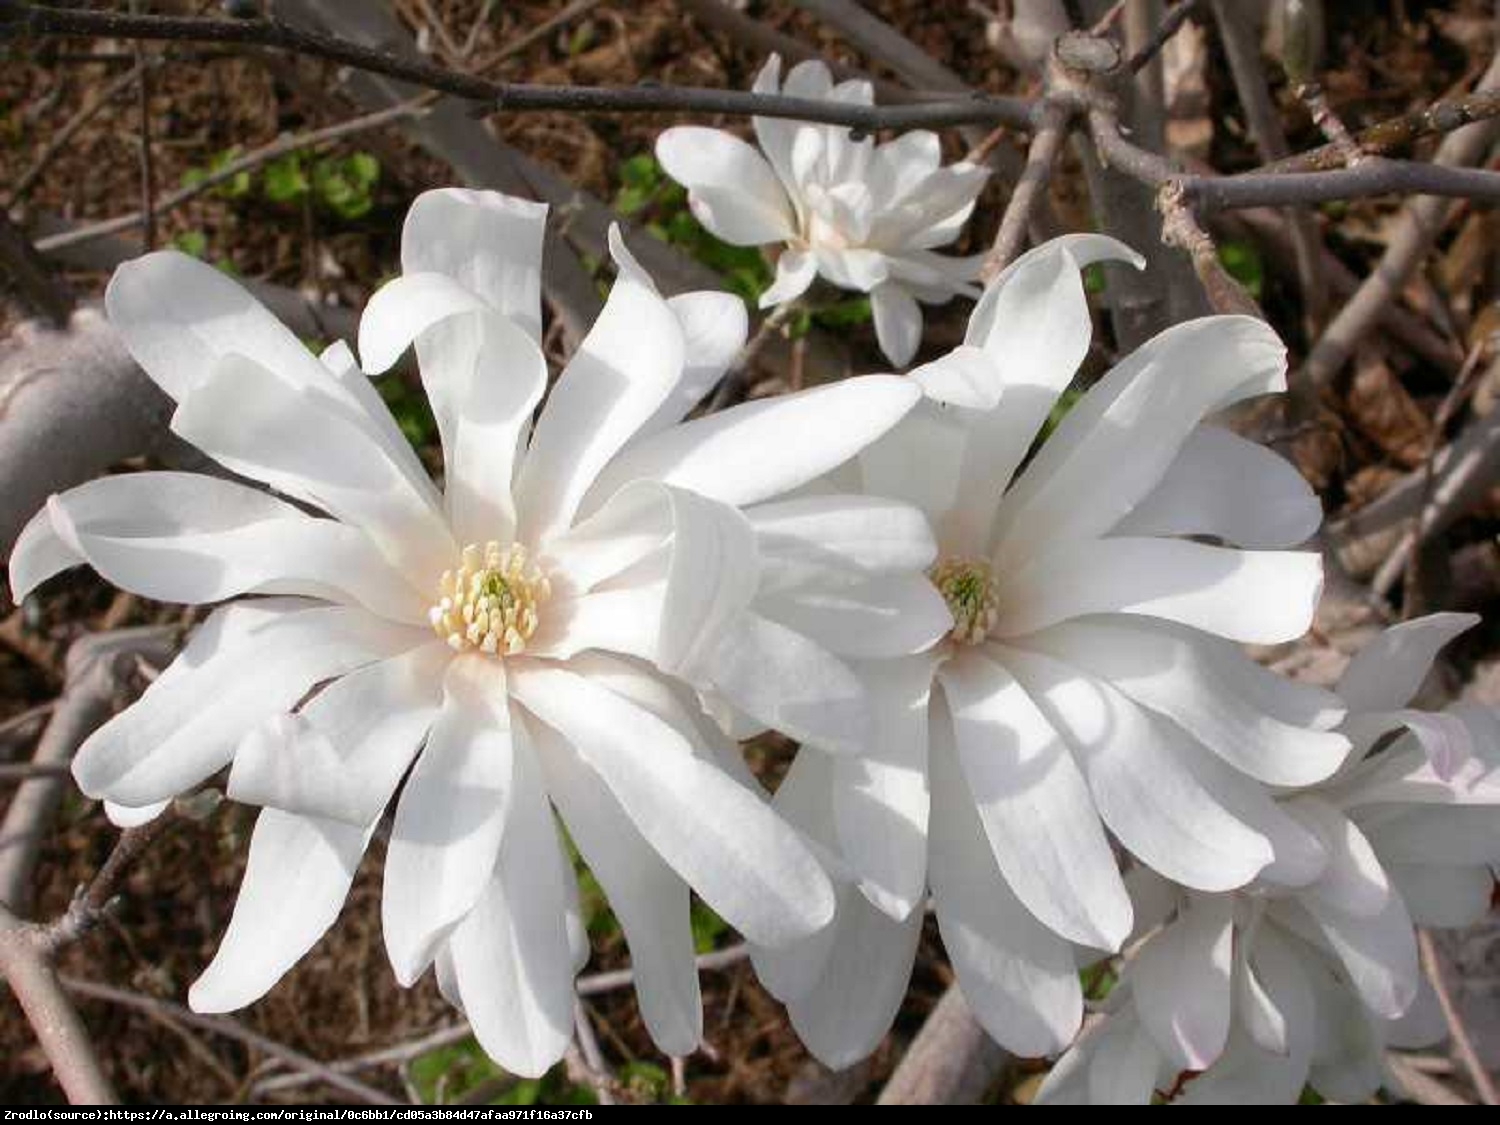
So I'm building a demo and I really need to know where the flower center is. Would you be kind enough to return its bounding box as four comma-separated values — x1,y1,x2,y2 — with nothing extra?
429,542,550,656
930,557,999,646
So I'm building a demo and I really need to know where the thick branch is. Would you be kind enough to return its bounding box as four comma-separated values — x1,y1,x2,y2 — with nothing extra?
877,987,1009,1104
0,904,117,1103
2,2,1034,131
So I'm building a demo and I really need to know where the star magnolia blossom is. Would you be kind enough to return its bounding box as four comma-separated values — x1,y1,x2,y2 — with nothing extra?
8,188,933,1076
750,235,1350,1067
1037,613,1500,1105
656,55,989,368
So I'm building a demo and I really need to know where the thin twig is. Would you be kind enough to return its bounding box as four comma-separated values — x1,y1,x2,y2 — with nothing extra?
1373,341,1490,601
1124,0,1199,74
60,976,401,1105
4,58,146,208
35,97,431,254
0,760,69,781
1417,930,1499,1106
572,1000,617,1106
984,100,1074,278
37,816,177,954
1263,88,1500,174
2,2,1035,132
1158,181,1262,316
705,304,797,411
575,943,749,996
129,1,156,251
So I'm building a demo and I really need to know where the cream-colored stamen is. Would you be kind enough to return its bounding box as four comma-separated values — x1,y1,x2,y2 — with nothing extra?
930,557,999,646
429,542,550,656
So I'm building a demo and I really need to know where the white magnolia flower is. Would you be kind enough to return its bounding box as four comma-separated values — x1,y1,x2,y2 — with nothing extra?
750,235,1345,1067
655,55,989,368
9,188,930,1076
1037,613,1500,1105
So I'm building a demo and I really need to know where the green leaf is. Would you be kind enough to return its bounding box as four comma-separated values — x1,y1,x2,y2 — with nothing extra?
619,1061,671,1103
263,153,309,205
813,296,872,328
689,899,727,954
311,153,380,221
1217,239,1264,300
172,230,208,258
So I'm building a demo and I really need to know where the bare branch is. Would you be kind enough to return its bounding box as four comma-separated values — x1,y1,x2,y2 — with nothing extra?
0,209,73,325
1158,182,1262,316
1418,930,1499,1106
984,100,1074,277
1,2,1034,132
0,904,117,1103
1124,0,1199,74
0,627,178,915
1299,51,1500,391
1265,88,1500,174
877,986,1009,1104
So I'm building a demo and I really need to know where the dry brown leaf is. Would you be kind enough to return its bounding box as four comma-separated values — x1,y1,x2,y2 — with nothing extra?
1346,348,1433,468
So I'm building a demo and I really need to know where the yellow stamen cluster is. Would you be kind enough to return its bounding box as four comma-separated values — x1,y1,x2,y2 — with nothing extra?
429,542,550,656
930,557,999,646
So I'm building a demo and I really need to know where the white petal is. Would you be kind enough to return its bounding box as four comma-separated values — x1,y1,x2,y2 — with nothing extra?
587,375,920,510
1285,797,1402,917
171,353,454,584
104,800,168,828
1129,895,1234,1070
1337,612,1481,713
442,313,548,546
992,316,1287,567
514,253,684,542
1359,803,1500,867
784,883,925,1069
226,641,449,826
449,728,575,1078
869,163,990,247
686,610,871,754
1085,1014,1167,1105
927,702,1083,1057
950,235,1141,556
10,473,426,623
382,656,514,985
105,250,332,402
1176,1029,1311,1106
867,131,942,209
996,537,1322,646
1387,862,1494,928
869,282,923,368
937,651,1132,950
508,663,834,946
401,187,547,340
357,271,490,375
909,345,1002,410
811,245,887,291
759,247,817,307
637,292,749,435
854,401,969,532
1023,617,1349,786
1113,426,1323,548
656,127,796,244
748,494,938,587
190,809,369,1012
996,644,1273,891
1243,924,1317,1060
756,570,951,659
832,655,936,918
750,55,806,207
532,715,701,1055
73,604,422,808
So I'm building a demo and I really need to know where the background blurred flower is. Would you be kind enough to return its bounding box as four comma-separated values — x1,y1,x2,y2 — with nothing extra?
656,55,989,368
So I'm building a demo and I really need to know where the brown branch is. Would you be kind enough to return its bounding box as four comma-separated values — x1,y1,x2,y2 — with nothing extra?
36,816,177,955
1209,0,1325,327
129,1,156,251
877,986,1009,1104
0,627,179,916
0,209,73,325
1158,182,1262,317
0,2,1035,132
1264,89,1500,174
1418,930,1499,1106
1299,51,1500,391
1124,0,1199,75
0,904,117,1103
983,100,1074,278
